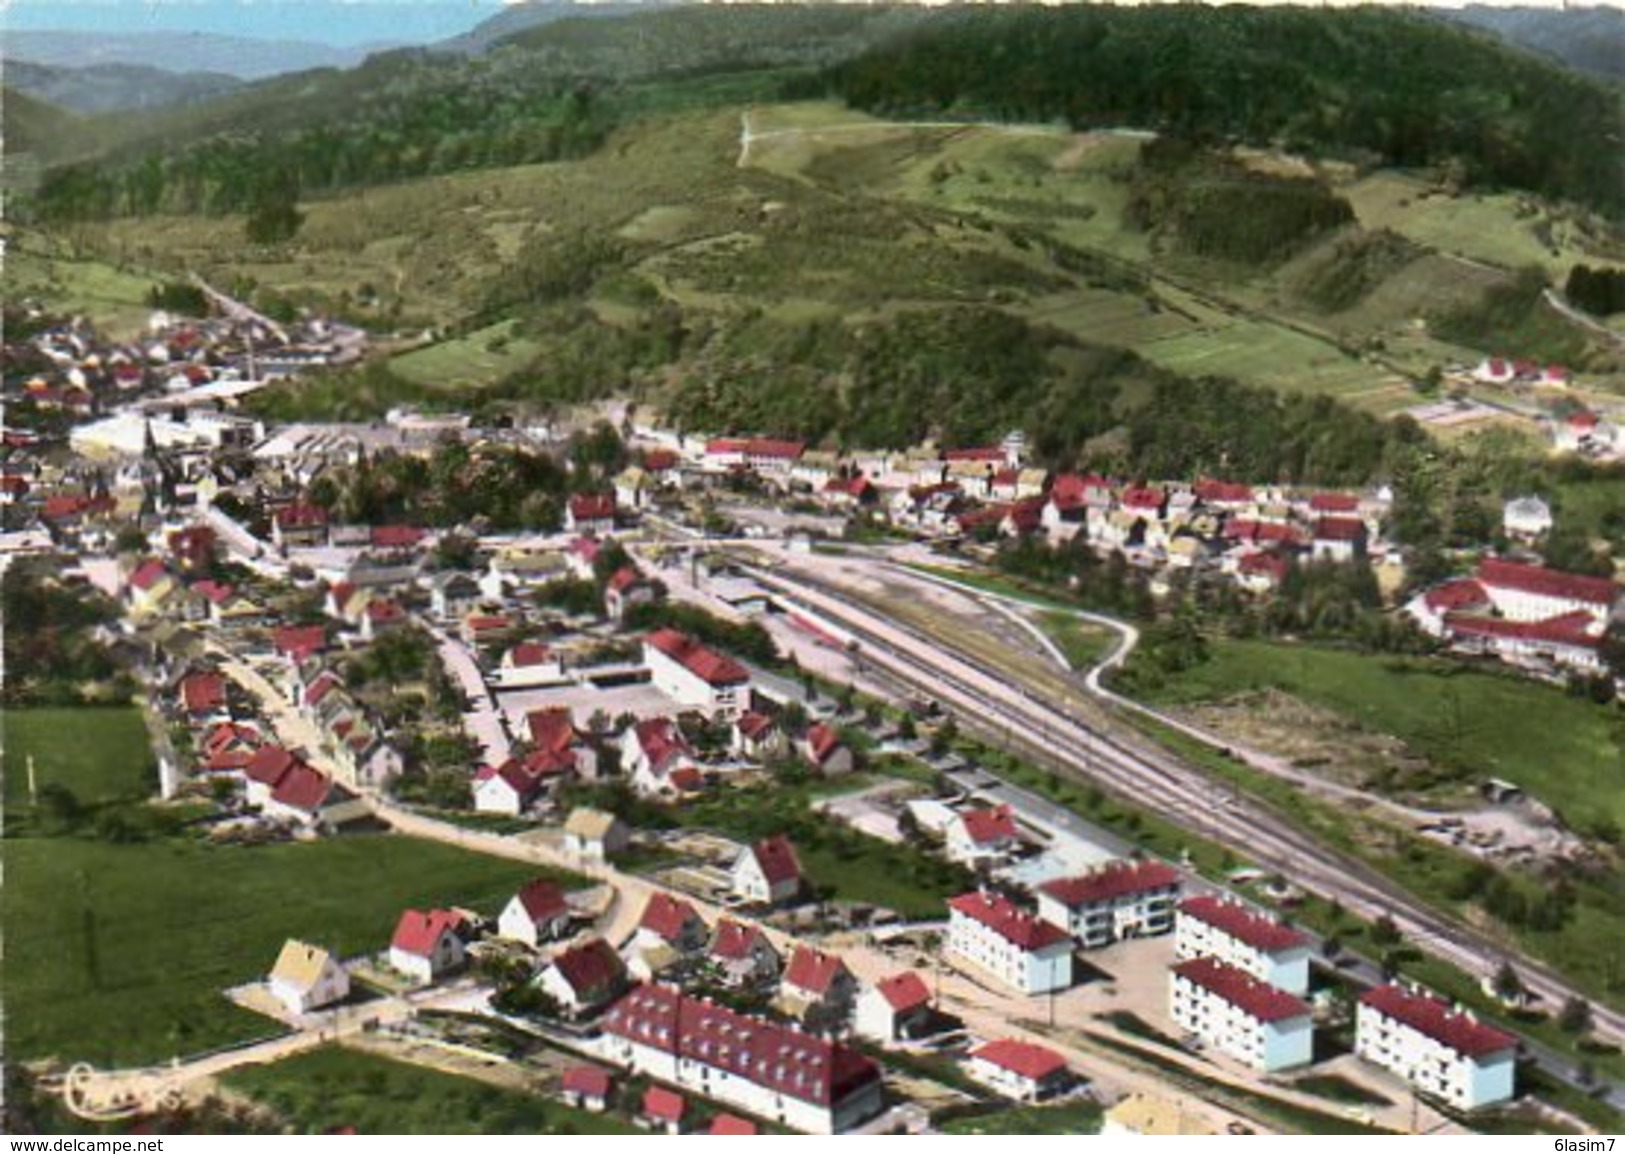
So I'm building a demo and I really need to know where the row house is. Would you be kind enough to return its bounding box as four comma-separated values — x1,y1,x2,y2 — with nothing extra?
1355,983,1517,1110
946,890,1073,995
1036,859,1182,949
1170,956,1313,1072
1175,896,1311,995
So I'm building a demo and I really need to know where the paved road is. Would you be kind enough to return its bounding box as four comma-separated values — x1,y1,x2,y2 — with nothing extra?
421,617,512,766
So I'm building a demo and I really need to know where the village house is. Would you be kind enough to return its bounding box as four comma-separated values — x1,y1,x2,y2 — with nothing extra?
600,984,884,1134
1355,983,1517,1110
388,908,466,984
639,1086,687,1135
854,971,934,1044
964,1038,1071,1103
496,879,573,948
709,1114,758,1136
1310,516,1367,564
943,805,1023,868
177,668,231,724
1175,896,1312,995
244,745,304,807
621,717,701,798
799,722,854,776
707,918,782,988
604,565,659,623
566,493,617,536
1036,859,1182,949
473,758,549,815
946,890,1072,996
731,834,805,907
1169,956,1314,1072
539,937,628,1018
563,807,630,860
126,559,177,618
1502,496,1553,540
731,710,787,761
461,611,518,649
559,1065,613,1113
495,640,567,689
643,628,753,719
780,945,858,1027
267,939,350,1016
636,892,709,955
271,501,329,549
263,763,369,830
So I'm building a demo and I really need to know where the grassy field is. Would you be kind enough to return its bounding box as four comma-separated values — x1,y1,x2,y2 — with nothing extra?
1034,611,1118,671
389,320,544,390
224,1046,636,1135
2,707,155,807
1136,638,1623,831
6,240,160,340
1,833,569,1067
942,1100,1103,1134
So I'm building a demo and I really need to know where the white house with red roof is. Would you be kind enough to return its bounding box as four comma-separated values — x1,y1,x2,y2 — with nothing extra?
496,640,566,688
1175,896,1311,995
473,757,550,815
1310,516,1367,563
964,1038,1071,1102
731,834,804,906
565,492,616,535
539,937,628,1016
944,805,1023,867
178,669,230,723
947,890,1073,995
636,892,709,955
731,710,787,761
600,984,884,1134
604,565,659,623
855,971,934,1043
263,764,368,829
271,501,329,549
1037,859,1182,949
643,628,752,719
388,909,466,984
497,879,573,948
799,722,853,776
621,717,700,798
639,1085,687,1135
1475,557,1618,627
559,1065,613,1113
244,745,304,806
781,945,858,1025
707,917,782,987
1355,983,1517,1109
1170,956,1313,1072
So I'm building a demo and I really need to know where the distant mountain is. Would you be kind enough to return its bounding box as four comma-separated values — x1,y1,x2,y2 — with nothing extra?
5,60,242,115
2,87,82,156
435,0,666,56
1434,5,1625,83
1,29,398,81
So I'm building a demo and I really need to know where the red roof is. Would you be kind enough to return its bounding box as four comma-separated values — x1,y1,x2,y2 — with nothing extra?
709,1114,757,1136
1040,859,1181,907
1048,473,1112,511
957,805,1019,846
706,438,750,456
641,1085,686,1124
369,524,424,549
1309,492,1360,513
645,628,750,687
475,759,547,802
710,918,767,961
1120,485,1165,510
948,891,1069,950
606,565,642,594
1237,551,1289,583
275,501,329,529
644,449,679,471
735,711,777,741
803,722,844,765
390,908,462,957
364,599,404,624
744,438,804,460
269,763,336,813
874,971,932,1013
784,946,850,996
969,1038,1068,1082
509,641,555,667
561,1065,612,1099
569,493,615,522
550,938,625,1003
515,879,568,923
1194,479,1254,505
668,766,704,793
824,474,873,498
129,559,170,591
1313,516,1366,542
1359,984,1516,1059
180,671,227,714
1178,896,1308,953
245,745,300,787
1172,957,1311,1023
640,892,702,944
465,613,513,633
1476,558,1617,607
603,985,880,1108
525,707,576,752
748,835,803,887
631,716,693,773
1444,610,1601,650
274,624,328,659
1424,579,1489,614
943,447,1005,463
192,579,236,605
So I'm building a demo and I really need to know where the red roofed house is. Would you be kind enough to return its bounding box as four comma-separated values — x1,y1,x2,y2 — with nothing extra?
273,624,328,663
1170,956,1313,1072
1475,557,1618,626
947,890,1072,995
639,1085,688,1135
730,834,804,906
855,971,934,1043
744,438,806,476
708,917,782,987
178,669,230,722
604,564,660,623
1308,492,1360,515
636,892,709,954
781,946,858,1026
539,937,628,1017
126,559,176,616
1356,983,1516,1108
497,640,566,688
472,758,550,816
964,1039,1071,1102
799,722,853,777
565,493,616,536
264,764,367,829
643,628,753,719
731,710,786,761
601,984,884,1133
1194,479,1255,510
944,805,1022,867
1310,516,1367,563
621,717,700,798
167,524,217,574
559,1065,613,1113
244,746,303,806
497,879,573,947
1037,859,1182,949
272,501,330,549
1176,896,1311,995
709,1114,758,1136
388,909,466,983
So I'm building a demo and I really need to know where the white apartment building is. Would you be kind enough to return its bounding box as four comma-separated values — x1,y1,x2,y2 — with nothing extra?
947,891,1073,996
1170,957,1313,1072
642,627,752,719
1356,984,1517,1110
1037,859,1182,948
1175,895,1311,995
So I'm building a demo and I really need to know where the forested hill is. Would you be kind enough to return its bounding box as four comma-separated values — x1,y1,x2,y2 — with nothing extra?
824,4,1625,220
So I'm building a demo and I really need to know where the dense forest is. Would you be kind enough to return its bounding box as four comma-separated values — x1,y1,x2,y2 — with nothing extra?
824,4,1625,219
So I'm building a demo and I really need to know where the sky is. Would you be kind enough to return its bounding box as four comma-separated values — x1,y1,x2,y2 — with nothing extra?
0,0,1602,49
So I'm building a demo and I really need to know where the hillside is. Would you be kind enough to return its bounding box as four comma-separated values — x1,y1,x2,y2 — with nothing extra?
1,28,387,80
1435,4,1625,84
2,87,82,158
4,60,241,115
434,0,666,56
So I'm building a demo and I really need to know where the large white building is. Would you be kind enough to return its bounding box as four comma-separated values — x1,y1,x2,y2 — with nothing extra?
1037,859,1182,949
643,628,752,719
1169,957,1313,1072
1356,984,1517,1110
946,891,1072,995
1476,558,1618,626
599,984,884,1135
1175,896,1311,995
